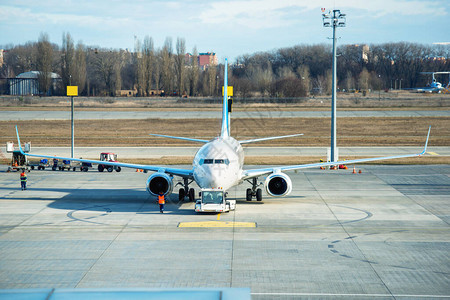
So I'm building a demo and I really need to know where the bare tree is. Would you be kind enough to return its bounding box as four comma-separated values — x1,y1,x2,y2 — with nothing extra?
358,68,370,91
92,49,121,96
189,47,199,96
175,37,186,96
73,42,86,93
143,36,155,96
325,69,332,95
296,65,311,95
134,38,145,96
161,37,173,95
344,70,354,92
36,33,54,95
61,32,75,89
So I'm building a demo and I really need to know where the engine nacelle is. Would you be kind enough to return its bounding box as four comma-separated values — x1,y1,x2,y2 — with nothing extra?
264,172,292,197
146,172,173,196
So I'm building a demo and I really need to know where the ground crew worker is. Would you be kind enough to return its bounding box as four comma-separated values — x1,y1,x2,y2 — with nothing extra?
158,191,165,213
20,169,27,191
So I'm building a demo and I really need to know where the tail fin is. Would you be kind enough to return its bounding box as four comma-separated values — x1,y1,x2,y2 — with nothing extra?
220,58,230,138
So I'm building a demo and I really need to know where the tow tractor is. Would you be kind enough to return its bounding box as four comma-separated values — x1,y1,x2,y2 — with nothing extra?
195,189,236,213
98,152,121,172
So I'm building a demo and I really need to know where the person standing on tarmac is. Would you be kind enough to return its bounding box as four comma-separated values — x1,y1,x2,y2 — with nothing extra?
158,191,165,213
20,169,27,191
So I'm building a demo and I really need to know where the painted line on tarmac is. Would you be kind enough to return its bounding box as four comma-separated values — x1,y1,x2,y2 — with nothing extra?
178,221,256,228
427,151,439,155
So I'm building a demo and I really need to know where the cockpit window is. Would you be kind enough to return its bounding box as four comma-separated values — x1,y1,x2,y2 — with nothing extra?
200,159,229,165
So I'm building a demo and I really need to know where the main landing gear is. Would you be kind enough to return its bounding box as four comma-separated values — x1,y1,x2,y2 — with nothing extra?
177,178,195,202
246,177,263,201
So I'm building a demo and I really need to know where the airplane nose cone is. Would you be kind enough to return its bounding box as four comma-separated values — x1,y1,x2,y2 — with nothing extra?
194,166,227,189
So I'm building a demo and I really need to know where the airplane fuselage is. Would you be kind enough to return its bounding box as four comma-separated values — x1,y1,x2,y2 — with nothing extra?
192,136,244,191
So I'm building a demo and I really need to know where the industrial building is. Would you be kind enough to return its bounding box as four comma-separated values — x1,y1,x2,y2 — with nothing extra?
8,71,61,96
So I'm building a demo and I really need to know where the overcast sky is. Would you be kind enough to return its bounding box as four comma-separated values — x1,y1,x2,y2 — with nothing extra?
1,0,449,62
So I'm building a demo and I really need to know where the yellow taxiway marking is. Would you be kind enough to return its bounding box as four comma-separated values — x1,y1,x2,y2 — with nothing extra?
427,152,439,156
217,213,221,221
178,221,256,228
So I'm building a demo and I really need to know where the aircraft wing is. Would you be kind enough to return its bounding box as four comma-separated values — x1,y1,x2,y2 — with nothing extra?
15,126,193,178
242,126,431,180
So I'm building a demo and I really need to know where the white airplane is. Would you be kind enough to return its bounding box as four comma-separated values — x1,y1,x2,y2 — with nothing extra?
411,71,450,93
15,59,431,213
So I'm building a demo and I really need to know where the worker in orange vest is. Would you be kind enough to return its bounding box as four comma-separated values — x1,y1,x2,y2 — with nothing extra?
158,191,165,213
20,169,27,191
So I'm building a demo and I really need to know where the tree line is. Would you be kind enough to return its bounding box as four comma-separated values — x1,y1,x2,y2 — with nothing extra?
1,32,449,97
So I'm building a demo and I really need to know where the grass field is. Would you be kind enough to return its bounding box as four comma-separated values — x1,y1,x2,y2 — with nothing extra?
1,117,447,147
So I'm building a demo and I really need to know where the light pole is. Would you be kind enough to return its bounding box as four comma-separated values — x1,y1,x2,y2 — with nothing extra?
323,9,346,163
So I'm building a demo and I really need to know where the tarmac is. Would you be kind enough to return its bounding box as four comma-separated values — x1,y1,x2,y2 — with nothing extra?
0,164,449,299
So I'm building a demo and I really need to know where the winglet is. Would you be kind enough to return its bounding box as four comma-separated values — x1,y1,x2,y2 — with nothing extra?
420,126,431,156
15,126,25,155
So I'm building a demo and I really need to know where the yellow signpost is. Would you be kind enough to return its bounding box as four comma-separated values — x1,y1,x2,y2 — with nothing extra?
67,86,78,96
67,86,78,158
222,86,233,96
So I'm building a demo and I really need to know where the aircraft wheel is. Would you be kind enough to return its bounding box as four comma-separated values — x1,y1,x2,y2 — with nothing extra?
179,188,185,201
189,188,195,202
246,188,252,201
256,188,263,201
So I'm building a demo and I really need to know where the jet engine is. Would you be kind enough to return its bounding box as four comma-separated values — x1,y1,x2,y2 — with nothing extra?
264,172,292,197
146,172,173,196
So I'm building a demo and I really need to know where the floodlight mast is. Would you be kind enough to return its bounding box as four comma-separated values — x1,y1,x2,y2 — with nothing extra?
323,9,346,163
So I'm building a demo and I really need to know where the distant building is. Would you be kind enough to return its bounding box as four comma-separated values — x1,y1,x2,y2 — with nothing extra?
0,49,3,67
198,52,218,69
9,71,61,96
347,44,370,63
185,52,218,70
185,53,193,64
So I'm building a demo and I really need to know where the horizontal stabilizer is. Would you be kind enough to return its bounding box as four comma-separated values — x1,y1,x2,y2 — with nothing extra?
150,134,209,143
239,133,303,144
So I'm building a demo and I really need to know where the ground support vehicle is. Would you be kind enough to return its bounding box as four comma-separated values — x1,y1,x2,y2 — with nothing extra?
70,161,93,172
7,150,30,172
98,152,121,172
195,189,236,213
60,160,72,171
30,158,50,170
79,162,92,172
